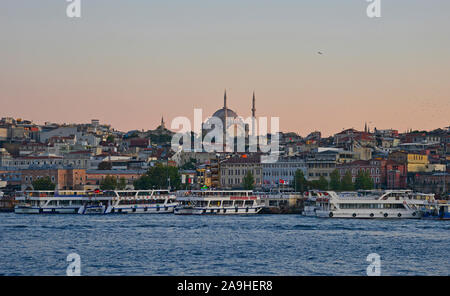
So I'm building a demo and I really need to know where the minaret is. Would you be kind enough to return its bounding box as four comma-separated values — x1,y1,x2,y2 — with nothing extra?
161,116,165,129
224,89,227,110
252,91,256,118
223,90,228,150
251,91,256,136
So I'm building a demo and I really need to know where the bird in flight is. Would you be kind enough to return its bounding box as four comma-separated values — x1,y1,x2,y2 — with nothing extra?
317,51,323,55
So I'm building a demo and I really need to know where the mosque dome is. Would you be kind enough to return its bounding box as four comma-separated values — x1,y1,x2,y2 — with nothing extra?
203,90,255,139
211,108,239,122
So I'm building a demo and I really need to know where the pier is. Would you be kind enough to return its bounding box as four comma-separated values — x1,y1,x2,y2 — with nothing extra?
259,193,305,214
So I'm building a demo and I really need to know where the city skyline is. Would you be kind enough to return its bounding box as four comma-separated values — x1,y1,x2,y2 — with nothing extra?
1,1,450,136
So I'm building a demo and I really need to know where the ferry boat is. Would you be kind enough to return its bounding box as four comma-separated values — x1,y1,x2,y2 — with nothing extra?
309,190,432,219
14,190,176,215
105,190,177,214
14,190,112,214
174,190,263,215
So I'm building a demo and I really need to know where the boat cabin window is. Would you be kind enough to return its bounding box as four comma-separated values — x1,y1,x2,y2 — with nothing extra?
222,200,233,207
197,201,208,207
234,200,244,207
209,201,221,207
244,200,254,206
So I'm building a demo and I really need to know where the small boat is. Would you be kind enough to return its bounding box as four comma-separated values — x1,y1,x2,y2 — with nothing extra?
420,201,450,220
174,190,263,215
77,198,111,215
301,190,326,217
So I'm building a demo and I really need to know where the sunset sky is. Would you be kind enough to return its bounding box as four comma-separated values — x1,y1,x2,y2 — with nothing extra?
1,0,449,137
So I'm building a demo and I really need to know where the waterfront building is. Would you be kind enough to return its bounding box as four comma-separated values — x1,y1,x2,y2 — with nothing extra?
306,148,357,181
262,157,307,189
85,169,145,189
20,168,86,190
219,155,262,189
337,159,407,189
388,151,429,173
196,165,212,188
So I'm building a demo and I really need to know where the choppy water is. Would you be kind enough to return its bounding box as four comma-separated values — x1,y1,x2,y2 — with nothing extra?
0,213,449,276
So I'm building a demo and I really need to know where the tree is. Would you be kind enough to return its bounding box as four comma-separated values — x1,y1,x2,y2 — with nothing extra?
242,171,255,190
98,161,112,170
318,176,329,191
32,176,56,191
329,169,341,191
117,177,127,190
106,135,115,143
133,175,152,190
294,169,307,192
307,177,328,191
180,158,196,170
308,180,320,190
355,170,374,190
341,171,354,191
100,175,117,190
134,163,181,190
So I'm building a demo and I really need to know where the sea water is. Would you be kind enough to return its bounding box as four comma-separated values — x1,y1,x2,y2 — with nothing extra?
0,213,448,276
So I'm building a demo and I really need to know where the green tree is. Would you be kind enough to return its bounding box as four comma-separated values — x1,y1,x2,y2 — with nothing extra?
106,135,115,143
355,170,374,190
242,171,255,190
308,180,319,190
134,163,181,190
341,171,354,191
180,158,197,170
318,176,329,191
100,175,118,190
133,175,152,190
294,169,307,192
117,177,127,190
329,169,341,191
32,176,56,191
308,177,328,191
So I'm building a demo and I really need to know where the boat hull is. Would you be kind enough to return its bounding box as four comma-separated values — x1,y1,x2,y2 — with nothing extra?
315,209,421,219
174,206,262,215
78,205,107,215
14,206,80,214
107,204,176,214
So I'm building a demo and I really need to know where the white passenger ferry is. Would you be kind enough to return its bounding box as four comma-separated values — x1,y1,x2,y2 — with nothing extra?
309,190,433,219
174,190,263,215
15,190,112,214
15,189,176,215
105,190,177,214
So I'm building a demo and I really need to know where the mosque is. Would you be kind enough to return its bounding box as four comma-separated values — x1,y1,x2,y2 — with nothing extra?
203,90,257,147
